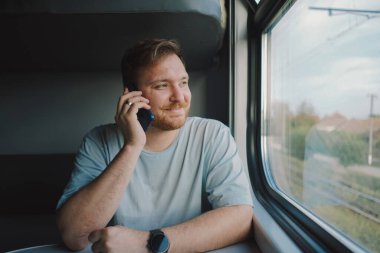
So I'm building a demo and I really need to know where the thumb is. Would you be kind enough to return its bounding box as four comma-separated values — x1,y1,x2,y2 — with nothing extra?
88,229,102,243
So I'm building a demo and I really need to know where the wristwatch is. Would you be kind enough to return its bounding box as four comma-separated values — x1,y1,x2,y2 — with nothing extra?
147,229,170,253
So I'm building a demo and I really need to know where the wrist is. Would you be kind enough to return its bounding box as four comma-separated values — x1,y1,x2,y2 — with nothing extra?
122,143,144,153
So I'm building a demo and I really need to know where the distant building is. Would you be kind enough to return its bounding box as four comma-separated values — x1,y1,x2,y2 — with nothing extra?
316,112,380,134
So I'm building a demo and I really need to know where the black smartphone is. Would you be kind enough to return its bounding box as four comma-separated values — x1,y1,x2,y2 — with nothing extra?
129,83,154,131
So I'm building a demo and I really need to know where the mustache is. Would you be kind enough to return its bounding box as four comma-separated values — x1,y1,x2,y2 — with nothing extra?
160,102,189,110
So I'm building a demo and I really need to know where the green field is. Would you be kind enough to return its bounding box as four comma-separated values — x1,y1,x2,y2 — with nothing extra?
271,149,380,252
315,205,380,253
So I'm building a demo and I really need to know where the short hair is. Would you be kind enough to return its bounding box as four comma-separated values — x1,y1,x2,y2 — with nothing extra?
121,39,185,89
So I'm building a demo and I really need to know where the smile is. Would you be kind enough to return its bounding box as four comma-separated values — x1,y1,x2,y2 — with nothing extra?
164,108,185,115
166,107,183,111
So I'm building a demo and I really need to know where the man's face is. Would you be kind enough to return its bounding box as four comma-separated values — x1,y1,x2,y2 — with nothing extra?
136,53,191,131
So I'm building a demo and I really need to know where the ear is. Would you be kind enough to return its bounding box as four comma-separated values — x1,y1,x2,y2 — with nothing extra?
128,83,139,91
123,82,135,91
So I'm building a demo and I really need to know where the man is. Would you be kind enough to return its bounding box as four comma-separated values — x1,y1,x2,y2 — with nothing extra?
56,39,253,253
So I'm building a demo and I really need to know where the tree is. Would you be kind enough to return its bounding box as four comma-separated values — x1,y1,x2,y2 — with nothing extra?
286,101,319,160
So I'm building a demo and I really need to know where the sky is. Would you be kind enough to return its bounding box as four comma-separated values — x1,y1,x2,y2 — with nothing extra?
268,0,380,119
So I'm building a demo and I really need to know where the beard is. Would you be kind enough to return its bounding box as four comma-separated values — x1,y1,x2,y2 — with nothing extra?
151,102,190,130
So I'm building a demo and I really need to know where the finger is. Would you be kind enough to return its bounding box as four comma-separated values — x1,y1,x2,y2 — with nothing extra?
126,96,150,105
119,102,151,120
116,94,127,117
116,91,142,117
126,101,152,115
88,230,102,243
91,240,103,253
116,92,134,115
120,97,151,115
120,102,133,117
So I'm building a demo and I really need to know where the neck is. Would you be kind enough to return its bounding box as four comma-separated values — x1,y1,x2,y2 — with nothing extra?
144,126,180,152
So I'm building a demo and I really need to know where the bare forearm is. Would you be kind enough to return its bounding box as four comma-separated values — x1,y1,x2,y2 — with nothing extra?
56,145,141,250
163,205,253,253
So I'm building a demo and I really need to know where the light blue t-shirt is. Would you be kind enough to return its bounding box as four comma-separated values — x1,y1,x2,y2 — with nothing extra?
57,117,253,230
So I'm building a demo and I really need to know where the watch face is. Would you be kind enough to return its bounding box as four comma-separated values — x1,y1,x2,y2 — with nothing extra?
151,233,169,253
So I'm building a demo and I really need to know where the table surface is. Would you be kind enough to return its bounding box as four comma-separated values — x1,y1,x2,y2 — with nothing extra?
7,241,259,253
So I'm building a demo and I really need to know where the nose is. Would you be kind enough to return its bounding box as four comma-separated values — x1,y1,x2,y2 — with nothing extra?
169,84,185,103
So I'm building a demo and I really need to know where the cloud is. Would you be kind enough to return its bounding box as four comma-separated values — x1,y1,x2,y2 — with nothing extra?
268,0,380,119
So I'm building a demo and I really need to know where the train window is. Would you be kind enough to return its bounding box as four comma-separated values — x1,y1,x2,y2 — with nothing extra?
261,0,380,252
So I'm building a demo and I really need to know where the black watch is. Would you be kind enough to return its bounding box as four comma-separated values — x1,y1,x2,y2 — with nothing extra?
147,229,170,253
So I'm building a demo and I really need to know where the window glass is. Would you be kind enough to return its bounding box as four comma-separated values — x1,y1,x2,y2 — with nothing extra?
261,0,380,252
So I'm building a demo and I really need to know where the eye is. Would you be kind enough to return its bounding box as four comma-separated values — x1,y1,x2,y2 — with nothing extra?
180,80,189,87
154,83,168,89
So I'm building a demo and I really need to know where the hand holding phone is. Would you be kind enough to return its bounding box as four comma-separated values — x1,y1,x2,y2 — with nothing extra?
128,83,154,131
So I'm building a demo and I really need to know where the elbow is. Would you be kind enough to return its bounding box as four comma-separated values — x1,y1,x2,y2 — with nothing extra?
242,204,254,225
236,205,254,238
59,224,90,251
56,212,90,251
234,204,253,221
61,233,89,251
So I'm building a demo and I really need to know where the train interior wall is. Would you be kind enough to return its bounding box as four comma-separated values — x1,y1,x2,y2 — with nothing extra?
0,57,229,252
0,1,230,251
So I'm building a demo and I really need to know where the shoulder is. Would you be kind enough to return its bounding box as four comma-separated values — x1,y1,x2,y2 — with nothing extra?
77,123,122,161
87,123,118,135
83,123,120,144
184,117,232,142
185,117,229,132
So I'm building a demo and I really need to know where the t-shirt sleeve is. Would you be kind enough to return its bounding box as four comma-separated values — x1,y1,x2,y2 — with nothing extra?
205,124,253,209
56,128,107,209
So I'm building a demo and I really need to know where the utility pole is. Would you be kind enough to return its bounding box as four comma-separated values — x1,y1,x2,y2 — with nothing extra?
368,93,377,165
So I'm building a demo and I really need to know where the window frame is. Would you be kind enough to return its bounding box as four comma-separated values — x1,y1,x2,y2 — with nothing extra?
246,0,370,252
